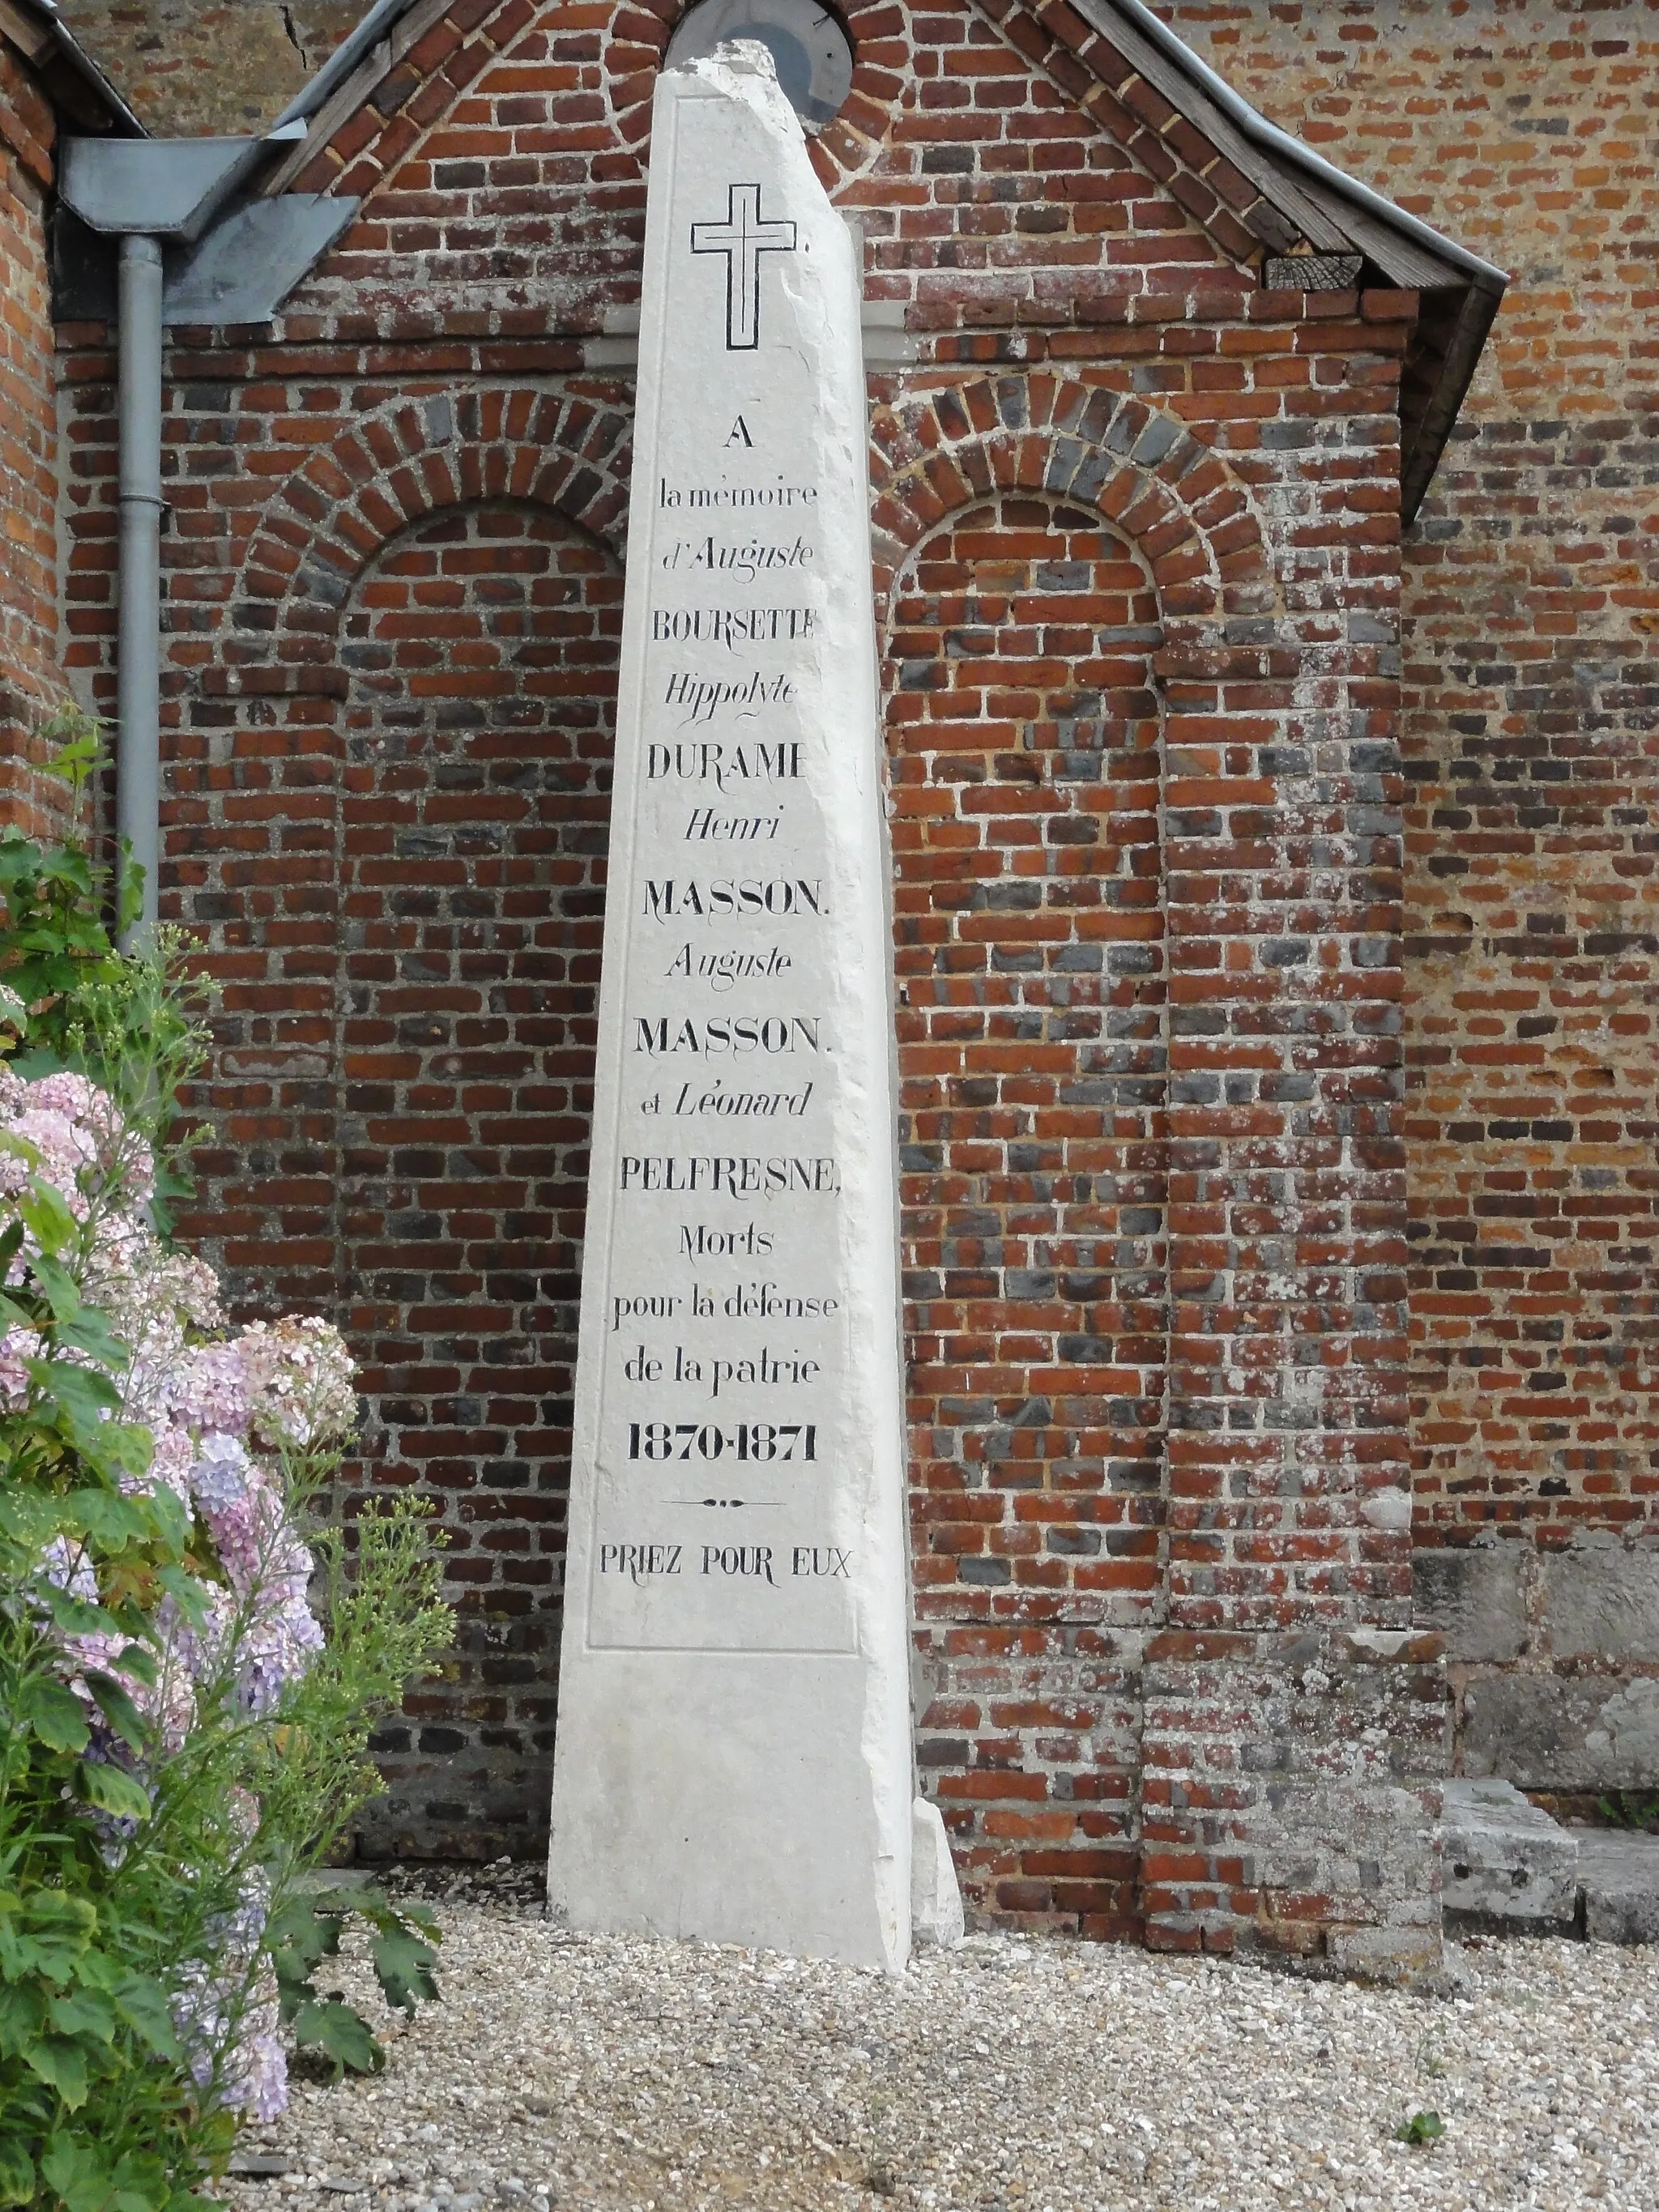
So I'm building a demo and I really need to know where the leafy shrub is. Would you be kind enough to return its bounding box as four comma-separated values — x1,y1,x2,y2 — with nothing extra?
0,714,453,2209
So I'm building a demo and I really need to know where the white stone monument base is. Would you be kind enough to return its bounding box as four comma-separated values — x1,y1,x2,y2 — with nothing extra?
551,1656,915,1969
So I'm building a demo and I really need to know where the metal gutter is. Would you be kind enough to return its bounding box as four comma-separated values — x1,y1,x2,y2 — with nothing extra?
60,128,306,241
1094,0,1509,295
115,234,162,949
60,116,352,944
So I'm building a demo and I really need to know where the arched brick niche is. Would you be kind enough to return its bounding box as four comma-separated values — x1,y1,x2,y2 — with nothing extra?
604,0,911,186
175,389,630,1301
174,394,632,1859
883,484,1166,1935
335,497,621,1860
871,375,1330,1940
869,375,1272,632
234,391,630,645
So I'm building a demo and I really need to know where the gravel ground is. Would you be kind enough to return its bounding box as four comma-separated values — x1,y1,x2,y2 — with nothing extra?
224,1865,1659,2212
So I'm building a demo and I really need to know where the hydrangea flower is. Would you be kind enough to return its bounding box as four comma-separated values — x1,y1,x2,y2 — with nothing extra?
1,1068,360,2123
173,1343,253,1441
172,1874,288,2120
241,1316,359,1451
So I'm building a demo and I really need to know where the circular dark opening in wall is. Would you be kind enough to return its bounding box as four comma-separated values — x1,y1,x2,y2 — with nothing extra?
663,0,855,134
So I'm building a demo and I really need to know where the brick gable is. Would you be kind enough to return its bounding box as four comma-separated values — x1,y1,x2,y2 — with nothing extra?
46,0,1503,1970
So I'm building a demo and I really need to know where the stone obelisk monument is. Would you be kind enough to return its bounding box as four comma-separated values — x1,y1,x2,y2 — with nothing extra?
547,47,922,1971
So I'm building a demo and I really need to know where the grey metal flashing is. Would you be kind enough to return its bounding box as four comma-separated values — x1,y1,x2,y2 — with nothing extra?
60,125,305,243
161,194,360,326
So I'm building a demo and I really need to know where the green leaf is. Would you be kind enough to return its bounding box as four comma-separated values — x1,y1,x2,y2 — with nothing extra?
66,1946,120,1993
105,2147,172,2212
19,1676,90,1755
47,1988,116,2044
76,1760,151,1823
0,2141,35,2208
137,1467,181,1548
63,1490,150,1554
82,1672,148,1754
0,1980,44,2058
28,1252,82,1323
154,1566,209,1626
111,1641,156,1689
31,1361,121,1444
41,1586,117,1639
113,843,145,940
1396,2110,1445,2146
43,722,100,791
19,1187,77,1262
292,1997,383,2077
7,1888,96,1938
0,1490,56,1547
58,1308,130,1375
354,1887,439,1941
370,1926,439,2017
112,1973,178,2060
23,2033,90,2109
268,1894,343,1982
0,1927,88,1987
41,2135,113,2212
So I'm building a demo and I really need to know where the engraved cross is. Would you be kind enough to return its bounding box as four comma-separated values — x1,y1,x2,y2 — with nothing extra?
690,184,797,352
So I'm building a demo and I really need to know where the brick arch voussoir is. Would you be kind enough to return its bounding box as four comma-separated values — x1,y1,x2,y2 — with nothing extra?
604,0,910,190
870,379,1271,630
228,395,631,688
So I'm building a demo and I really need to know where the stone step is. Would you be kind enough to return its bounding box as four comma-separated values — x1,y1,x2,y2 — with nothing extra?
1442,1779,1580,1932
1441,1779,1659,1943
1577,1830,1659,1946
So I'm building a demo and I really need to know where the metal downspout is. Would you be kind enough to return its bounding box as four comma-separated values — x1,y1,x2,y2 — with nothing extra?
116,233,163,952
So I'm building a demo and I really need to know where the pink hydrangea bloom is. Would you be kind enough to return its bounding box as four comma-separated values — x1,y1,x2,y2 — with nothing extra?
173,1343,253,1441
240,1316,357,1451
0,1323,40,1405
3,1069,362,2125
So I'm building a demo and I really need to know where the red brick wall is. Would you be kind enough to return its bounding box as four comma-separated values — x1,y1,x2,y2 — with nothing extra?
0,35,65,832
869,357,1422,1946
1158,0,1659,1771
55,1,1445,1963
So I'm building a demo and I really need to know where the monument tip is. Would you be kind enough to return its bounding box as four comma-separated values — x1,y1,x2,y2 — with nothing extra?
706,37,782,82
